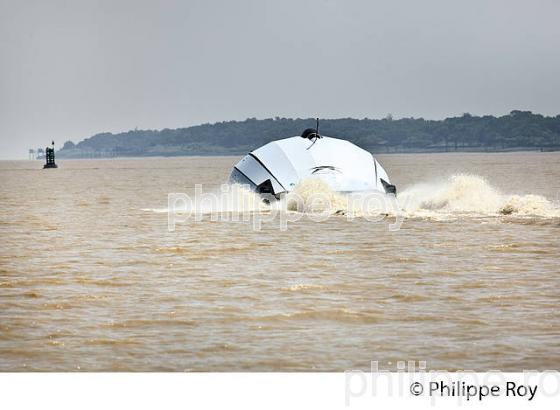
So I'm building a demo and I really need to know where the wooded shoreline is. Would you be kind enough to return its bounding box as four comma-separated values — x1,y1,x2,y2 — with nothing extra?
56,111,560,158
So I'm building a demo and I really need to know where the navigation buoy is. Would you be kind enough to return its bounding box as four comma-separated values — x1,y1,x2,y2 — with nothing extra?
43,141,58,169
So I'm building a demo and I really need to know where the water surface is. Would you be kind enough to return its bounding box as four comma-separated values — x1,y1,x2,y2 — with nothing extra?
1,152,559,371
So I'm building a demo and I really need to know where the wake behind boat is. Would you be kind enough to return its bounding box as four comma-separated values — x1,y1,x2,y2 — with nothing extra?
230,120,396,200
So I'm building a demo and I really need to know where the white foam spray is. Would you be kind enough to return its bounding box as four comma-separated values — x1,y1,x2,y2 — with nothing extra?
399,174,560,218
147,174,560,222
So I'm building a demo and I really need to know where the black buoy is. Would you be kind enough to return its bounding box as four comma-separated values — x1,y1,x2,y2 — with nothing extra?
43,141,58,169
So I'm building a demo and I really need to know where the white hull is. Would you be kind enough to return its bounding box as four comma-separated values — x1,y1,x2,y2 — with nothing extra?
231,135,395,198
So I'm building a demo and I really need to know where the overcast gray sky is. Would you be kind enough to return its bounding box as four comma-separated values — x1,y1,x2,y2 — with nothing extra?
1,0,559,159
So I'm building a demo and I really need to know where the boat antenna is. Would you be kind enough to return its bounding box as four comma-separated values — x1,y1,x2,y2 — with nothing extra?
306,117,321,150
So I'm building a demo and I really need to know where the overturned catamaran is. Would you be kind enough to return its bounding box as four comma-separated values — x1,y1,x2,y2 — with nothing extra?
230,121,396,200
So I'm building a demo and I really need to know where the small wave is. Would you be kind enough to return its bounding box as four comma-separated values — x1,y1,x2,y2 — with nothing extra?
285,178,349,213
143,184,269,215
143,179,399,217
73,277,134,287
499,194,558,216
387,293,430,303
399,174,560,219
84,338,141,346
143,175,559,222
284,178,400,218
281,175,559,220
101,318,197,328
253,308,383,324
281,283,325,292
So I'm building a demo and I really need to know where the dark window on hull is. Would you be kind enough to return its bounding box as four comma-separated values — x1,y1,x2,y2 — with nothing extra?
229,168,257,190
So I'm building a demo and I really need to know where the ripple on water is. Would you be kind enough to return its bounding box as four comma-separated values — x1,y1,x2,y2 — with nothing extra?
246,308,384,324
73,277,134,287
280,283,325,292
101,318,198,328
84,338,142,346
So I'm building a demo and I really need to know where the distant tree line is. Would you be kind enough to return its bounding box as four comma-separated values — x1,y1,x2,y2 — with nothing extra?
57,111,560,158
